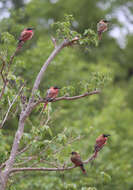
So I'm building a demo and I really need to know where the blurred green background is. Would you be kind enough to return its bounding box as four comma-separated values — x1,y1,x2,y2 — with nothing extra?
0,0,133,189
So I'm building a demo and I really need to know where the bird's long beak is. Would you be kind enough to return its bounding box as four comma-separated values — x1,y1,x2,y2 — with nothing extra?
106,134,110,137
103,20,109,23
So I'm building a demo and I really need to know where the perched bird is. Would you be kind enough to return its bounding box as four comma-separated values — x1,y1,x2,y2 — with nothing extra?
97,19,108,40
71,152,86,174
94,134,110,157
17,28,34,49
43,86,59,110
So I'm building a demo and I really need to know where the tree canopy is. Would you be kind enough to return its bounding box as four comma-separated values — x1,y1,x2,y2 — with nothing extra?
0,0,133,189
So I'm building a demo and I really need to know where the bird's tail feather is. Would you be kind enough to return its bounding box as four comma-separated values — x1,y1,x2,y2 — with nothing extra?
98,31,102,41
43,102,48,110
17,40,24,50
80,164,86,174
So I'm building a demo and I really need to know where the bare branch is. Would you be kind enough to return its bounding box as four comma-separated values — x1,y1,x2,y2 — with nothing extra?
31,40,66,97
0,82,8,101
0,49,20,102
8,47,20,66
0,57,8,101
10,153,96,174
34,90,100,108
31,37,79,98
14,157,33,167
0,57,6,83
0,85,24,128
17,144,31,156
53,90,100,101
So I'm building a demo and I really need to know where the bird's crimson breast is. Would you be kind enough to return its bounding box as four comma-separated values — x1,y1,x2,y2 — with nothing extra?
20,31,33,42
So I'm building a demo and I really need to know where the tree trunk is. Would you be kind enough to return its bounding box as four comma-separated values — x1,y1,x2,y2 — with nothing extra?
1,116,26,190
0,172,7,190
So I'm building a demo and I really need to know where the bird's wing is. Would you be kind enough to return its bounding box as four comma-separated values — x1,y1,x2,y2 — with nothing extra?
19,31,32,41
71,156,83,166
46,89,54,98
97,22,102,31
95,137,106,151
96,136,101,143
97,23,107,32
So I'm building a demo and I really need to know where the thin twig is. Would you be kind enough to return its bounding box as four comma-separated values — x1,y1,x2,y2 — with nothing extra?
0,82,8,101
0,57,8,101
0,49,19,102
0,85,24,128
17,144,31,156
54,135,83,154
0,58,6,83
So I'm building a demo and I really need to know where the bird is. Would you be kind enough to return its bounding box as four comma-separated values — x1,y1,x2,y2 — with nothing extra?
94,134,110,157
17,28,34,49
70,152,86,174
97,19,108,40
43,86,59,110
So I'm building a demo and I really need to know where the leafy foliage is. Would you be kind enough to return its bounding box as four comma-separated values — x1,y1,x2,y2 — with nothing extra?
53,14,98,47
0,0,133,190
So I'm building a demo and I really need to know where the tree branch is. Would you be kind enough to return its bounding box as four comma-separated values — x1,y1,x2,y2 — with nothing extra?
0,82,7,101
30,40,65,97
2,39,74,180
2,37,94,186
53,90,100,101
34,90,100,107
31,37,79,98
10,153,96,174
0,58,6,83
17,144,31,156
8,49,18,66
0,57,8,101
0,48,19,102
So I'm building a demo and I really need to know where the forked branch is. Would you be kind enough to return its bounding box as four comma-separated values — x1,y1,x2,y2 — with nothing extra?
10,152,97,174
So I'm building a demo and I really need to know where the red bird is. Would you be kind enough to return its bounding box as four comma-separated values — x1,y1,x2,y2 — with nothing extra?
43,86,59,110
97,19,108,40
71,152,86,174
17,28,34,49
94,134,110,157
